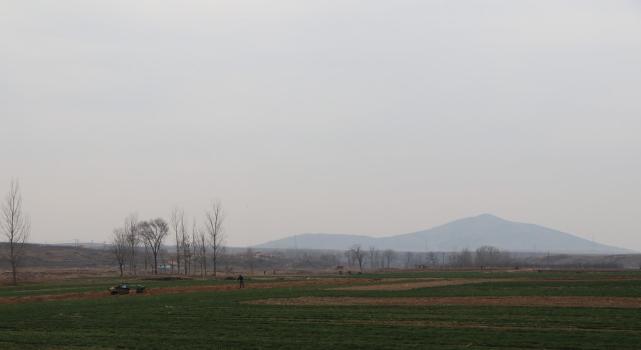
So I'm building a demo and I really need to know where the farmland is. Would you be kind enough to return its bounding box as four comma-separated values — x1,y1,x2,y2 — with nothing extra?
1,270,641,349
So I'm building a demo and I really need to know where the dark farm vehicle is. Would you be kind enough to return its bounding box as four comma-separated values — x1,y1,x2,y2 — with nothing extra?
109,283,146,295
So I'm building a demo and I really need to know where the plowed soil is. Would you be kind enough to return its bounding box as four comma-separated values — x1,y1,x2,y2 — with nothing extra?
331,278,510,291
246,296,641,308
0,278,360,305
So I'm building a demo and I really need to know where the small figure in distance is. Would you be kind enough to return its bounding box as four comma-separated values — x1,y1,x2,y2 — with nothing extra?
237,274,245,289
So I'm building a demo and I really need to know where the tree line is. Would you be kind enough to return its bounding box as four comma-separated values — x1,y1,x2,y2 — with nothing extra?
344,244,514,272
2,178,627,283
112,201,226,278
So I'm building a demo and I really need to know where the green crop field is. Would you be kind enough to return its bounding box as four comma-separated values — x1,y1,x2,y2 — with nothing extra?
1,270,641,349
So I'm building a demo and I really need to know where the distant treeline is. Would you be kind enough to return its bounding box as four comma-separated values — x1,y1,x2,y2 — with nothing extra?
3,243,638,275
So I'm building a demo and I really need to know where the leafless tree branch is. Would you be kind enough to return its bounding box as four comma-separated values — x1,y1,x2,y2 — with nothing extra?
112,227,128,277
1,179,30,285
139,218,169,275
205,200,225,277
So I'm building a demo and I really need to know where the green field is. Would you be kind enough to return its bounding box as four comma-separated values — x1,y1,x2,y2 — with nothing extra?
1,270,641,349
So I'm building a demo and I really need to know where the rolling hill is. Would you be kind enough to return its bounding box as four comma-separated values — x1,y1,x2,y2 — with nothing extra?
255,214,632,254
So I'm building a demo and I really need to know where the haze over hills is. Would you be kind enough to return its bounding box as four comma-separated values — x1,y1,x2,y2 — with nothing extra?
256,214,633,254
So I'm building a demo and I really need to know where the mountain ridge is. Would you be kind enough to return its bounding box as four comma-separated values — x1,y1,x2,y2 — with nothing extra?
255,214,633,254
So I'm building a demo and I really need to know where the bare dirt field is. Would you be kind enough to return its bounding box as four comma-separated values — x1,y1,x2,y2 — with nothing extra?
246,296,641,308
0,267,118,284
0,278,365,305
337,319,640,333
330,278,510,291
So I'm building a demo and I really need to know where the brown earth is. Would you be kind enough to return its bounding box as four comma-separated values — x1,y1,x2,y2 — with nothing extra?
339,319,638,333
330,278,512,291
0,278,363,305
246,296,641,308
1,267,119,284
331,277,641,291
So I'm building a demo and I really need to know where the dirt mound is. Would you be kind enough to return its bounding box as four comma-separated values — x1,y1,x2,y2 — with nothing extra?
246,296,641,308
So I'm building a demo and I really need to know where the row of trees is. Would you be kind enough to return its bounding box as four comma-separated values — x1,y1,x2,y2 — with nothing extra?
1,180,30,285
113,217,170,276
346,245,437,272
345,246,399,272
450,246,512,267
112,201,225,277
344,245,512,272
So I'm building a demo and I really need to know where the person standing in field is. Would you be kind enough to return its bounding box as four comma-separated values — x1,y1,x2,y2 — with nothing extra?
238,274,245,289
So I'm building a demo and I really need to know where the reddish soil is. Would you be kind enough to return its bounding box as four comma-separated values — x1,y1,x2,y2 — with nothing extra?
0,278,360,305
246,296,641,308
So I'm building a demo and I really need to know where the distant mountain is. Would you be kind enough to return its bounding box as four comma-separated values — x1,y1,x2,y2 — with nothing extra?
255,214,633,254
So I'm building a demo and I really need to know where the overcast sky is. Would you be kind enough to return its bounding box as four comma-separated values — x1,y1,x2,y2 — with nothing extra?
1,0,640,249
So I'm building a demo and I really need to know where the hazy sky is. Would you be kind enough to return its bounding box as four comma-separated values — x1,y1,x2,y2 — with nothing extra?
2,1,640,249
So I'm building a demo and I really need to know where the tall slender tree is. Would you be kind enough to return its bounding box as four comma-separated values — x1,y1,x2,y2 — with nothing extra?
191,219,207,278
1,180,30,285
368,246,379,270
348,245,366,272
191,219,198,276
140,218,169,274
181,216,190,275
382,249,396,268
171,208,184,274
124,214,139,275
112,228,128,277
205,201,225,277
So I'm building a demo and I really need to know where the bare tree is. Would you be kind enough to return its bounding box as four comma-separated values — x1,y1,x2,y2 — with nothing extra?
475,246,510,268
382,249,396,268
140,218,169,274
453,248,474,267
142,236,151,273
181,217,191,275
368,246,379,270
427,251,439,266
404,251,415,269
348,245,366,272
344,249,353,267
112,228,128,277
191,219,198,276
1,180,30,285
170,208,184,274
205,201,225,277
320,253,338,268
124,214,139,275
192,219,207,278
200,229,207,277
244,248,256,274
